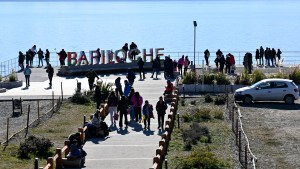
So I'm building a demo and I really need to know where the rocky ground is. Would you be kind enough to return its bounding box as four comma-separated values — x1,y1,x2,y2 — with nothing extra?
0,100,53,144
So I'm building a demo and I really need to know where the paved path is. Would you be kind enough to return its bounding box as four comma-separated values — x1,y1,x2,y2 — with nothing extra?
0,67,170,169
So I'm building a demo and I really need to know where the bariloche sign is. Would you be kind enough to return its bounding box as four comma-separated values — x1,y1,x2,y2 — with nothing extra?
67,48,164,66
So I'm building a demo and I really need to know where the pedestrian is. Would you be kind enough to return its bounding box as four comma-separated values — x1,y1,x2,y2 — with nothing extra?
85,69,99,91
259,46,264,66
177,55,184,75
122,43,129,61
128,88,135,121
123,80,131,97
131,91,143,123
45,49,50,67
151,57,160,79
117,95,129,128
24,64,32,88
37,48,44,67
18,51,25,71
164,56,174,79
277,48,282,66
219,54,225,73
142,100,153,130
57,49,67,67
29,45,37,66
244,52,253,74
229,53,235,74
204,49,210,66
163,80,174,96
225,54,231,74
137,57,145,80
46,64,54,88
129,42,138,60
25,50,31,66
115,77,123,97
271,48,276,67
94,83,102,109
108,91,118,127
96,48,101,64
126,68,136,86
156,96,167,130
183,56,190,75
255,49,260,66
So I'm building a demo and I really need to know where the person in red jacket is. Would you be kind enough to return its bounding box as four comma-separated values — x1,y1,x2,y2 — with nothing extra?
163,80,174,96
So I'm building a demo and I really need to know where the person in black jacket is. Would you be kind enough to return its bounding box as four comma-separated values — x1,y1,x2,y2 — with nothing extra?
117,95,129,128
156,96,168,130
45,49,50,67
137,57,145,80
94,84,102,109
219,55,226,73
86,69,99,90
46,64,54,88
126,68,136,86
151,57,160,79
18,51,25,71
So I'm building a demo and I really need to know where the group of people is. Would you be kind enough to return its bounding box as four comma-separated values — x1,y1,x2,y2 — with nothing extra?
213,49,236,74
18,45,51,70
255,46,282,67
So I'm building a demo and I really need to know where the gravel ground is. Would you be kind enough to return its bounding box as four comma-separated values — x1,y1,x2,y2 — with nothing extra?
236,99,300,169
0,100,53,144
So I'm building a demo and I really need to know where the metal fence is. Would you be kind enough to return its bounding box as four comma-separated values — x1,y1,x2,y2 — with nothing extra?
1,51,300,77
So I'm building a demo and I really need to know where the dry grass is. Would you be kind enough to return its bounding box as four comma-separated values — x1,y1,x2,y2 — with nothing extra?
0,100,96,169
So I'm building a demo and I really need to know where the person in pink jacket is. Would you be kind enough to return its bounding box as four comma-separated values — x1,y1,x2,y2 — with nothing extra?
177,55,184,75
131,92,143,123
183,56,190,75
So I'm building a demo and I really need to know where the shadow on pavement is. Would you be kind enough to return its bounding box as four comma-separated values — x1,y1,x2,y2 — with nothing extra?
117,127,129,135
237,101,300,110
87,137,108,144
143,129,154,136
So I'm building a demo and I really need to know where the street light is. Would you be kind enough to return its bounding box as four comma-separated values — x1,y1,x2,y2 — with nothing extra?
193,21,197,72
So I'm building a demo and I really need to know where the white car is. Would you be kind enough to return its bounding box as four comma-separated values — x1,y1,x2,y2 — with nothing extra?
234,78,299,104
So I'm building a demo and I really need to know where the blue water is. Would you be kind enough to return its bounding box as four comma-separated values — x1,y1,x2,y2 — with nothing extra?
0,0,300,63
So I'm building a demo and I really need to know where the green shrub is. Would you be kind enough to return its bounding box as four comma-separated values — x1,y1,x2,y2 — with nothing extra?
269,72,289,79
180,148,228,169
204,94,213,103
251,70,266,84
181,112,192,122
214,94,226,105
215,73,230,85
71,91,91,104
182,123,210,148
8,73,17,82
182,71,197,84
236,71,251,85
211,107,224,120
289,67,300,85
18,135,53,159
96,81,113,101
194,107,212,122
203,73,215,84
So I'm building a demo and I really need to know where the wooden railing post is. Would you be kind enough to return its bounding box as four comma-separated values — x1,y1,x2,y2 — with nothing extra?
37,100,40,119
47,157,54,169
238,130,242,162
245,145,248,169
56,148,62,169
6,117,9,145
235,119,239,145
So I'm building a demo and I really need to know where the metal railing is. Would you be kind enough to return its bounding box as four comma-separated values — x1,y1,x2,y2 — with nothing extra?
1,50,300,77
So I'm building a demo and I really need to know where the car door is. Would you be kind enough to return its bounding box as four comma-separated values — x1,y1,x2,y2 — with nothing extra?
271,81,289,101
252,82,272,101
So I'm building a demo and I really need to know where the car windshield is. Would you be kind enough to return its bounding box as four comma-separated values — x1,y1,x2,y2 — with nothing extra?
250,81,263,88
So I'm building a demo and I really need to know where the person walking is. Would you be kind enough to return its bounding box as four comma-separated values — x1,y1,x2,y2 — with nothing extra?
126,68,136,86
219,55,226,73
37,48,44,67
277,48,282,66
156,96,167,130
123,80,131,97
142,100,153,130
18,51,25,71
128,88,135,122
115,77,123,97
46,64,54,88
24,64,32,88
137,57,145,80
117,95,129,128
108,91,118,127
183,56,190,75
45,49,50,67
151,57,160,79
177,55,184,75
85,69,99,91
204,49,210,66
131,91,143,123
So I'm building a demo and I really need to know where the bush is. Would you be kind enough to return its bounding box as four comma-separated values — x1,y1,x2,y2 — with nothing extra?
203,73,215,84
182,71,197,84
190,100,196,105
214,94,226,105
194,107,212,122
211,107,224,120
251,70,266,84
182,122,210,148
269,72,289,79
8,72,17,82
18,135,53,159
204,94,213,103
71,91,91,104
180,148,228,169
181,112,192,122
215,73,230,85
289,67,300,85
235,71,251,85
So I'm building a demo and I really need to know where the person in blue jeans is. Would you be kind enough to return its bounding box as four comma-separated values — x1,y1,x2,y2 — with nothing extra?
23,64,32,88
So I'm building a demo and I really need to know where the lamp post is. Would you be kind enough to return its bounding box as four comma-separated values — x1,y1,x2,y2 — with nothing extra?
193,21,197,72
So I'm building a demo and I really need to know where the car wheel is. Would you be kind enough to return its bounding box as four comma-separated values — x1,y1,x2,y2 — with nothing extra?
284,95,294,105
243,95,252,104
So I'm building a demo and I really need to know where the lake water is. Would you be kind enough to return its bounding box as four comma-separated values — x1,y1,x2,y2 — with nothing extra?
0,0,300,63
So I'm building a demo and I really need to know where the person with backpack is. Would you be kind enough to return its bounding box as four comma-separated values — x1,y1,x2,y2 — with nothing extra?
156,96,167,130
46,64,54,88
142,100,153,130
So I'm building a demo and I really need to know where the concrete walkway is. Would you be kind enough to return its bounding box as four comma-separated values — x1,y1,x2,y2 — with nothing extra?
0,67,170,169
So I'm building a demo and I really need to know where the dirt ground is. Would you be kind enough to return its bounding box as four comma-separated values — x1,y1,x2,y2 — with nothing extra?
236,99,300,169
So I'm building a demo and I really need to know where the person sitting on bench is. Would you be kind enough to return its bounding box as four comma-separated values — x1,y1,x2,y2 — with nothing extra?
163,80,174,96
